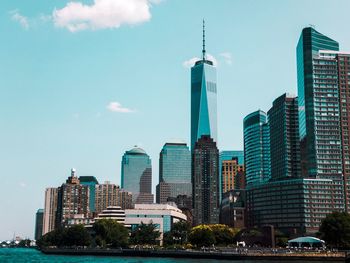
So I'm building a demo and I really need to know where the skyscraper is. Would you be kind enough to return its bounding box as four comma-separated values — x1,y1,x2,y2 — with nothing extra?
297,27,340,179
121,146,153,204
243,110,271,186
221,158,245,194
42,187,58,235
34,209,44,240
192,135,220,225
156,141,191,204
55,169,90,227
191,21,217,150
268,93,301,180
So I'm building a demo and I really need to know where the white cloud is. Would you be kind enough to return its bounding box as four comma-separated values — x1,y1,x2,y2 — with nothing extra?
53,0,160,32
183,53,218,68
219,52,233,65
10,10,29,29
107,102,134,113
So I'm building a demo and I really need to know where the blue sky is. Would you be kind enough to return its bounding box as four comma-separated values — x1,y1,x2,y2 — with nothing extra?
1,0,350,240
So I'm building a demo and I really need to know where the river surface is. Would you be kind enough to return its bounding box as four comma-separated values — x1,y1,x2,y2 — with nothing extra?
0,248,335,263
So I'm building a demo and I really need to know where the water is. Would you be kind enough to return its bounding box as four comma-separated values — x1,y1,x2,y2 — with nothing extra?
0,248,337,263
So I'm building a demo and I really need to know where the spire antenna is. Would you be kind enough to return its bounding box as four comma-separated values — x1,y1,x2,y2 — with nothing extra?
202,19,206,60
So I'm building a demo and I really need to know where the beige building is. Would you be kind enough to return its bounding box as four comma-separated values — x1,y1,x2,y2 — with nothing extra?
42,187,58,235
222,159,245,194
95,182,133,214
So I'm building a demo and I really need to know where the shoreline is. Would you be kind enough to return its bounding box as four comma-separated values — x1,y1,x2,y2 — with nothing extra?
40,248,348,262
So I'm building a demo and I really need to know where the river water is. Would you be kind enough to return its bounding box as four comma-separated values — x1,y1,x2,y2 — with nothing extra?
0,248,336,263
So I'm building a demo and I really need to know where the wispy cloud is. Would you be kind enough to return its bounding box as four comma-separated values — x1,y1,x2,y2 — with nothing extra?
183,54,218,68
10,10,29,29
52,0,161,32
107,102,135,113
219,52,233,65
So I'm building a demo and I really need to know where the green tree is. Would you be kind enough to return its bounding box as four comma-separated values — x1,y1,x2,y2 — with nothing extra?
188,225,215,247
130,221,160,245
37,227,65,248
318,211,350,249
210,224,236,245
63,224,92,247
93,219,129,248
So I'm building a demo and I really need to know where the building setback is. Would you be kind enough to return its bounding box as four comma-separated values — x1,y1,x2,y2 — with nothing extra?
121,147,153,204
42,187,58,235
268,93,301,180
156,142,191,204
192,135,219,225
244,110,271,186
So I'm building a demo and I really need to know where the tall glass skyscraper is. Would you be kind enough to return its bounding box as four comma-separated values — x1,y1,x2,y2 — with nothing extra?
243,110,271,186
121,147,153,204
191,22,217,150
268,93,300,180
156,141,191,204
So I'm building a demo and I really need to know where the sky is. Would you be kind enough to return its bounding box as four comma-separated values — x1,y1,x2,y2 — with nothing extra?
1,0,350,240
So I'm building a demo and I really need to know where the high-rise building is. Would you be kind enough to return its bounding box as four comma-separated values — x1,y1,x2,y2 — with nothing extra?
79,176,99,213
191,21,217,150
219,151,244,198
192,135,220,225
297,28,346,212
56,169,90,227
268,93,301,180
156,141,191,204
42,187,58,235
221,158,245,194
121,147,153,204
243,110,271,186
95,182,133,213
34,209,44,240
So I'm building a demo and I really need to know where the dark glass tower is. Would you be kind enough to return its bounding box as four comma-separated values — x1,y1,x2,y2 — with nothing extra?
243,110,271,186
268,93,301,180
192,135,219,225
191,21,217,150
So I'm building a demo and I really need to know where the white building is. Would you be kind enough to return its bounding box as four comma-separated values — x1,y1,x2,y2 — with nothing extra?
125,203,187,244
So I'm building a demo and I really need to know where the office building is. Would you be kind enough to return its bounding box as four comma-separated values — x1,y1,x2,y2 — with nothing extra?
219,190,246,228
55,169,90,227
79,176,99,213
192,135,220,225
268,93,301,180
243,110,271,186
34,209,44,240
221,158,245,194
42,187,58,235
191,21,217,150
121,147,153,204
156,141,191,204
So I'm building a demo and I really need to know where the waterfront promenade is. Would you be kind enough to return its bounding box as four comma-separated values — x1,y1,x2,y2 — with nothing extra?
41,247,348,262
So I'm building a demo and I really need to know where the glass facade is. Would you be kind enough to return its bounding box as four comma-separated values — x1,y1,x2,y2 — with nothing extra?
121,147,153,204
268,94,301,180
79,176,98,213
191,59,217,150
243,110,271,186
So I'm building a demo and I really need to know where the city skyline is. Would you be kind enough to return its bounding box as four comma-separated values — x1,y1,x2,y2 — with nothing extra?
1,0,350,240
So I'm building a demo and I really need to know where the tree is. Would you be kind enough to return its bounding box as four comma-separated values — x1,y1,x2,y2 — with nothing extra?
318,211,350,249
210,224,236,245
37,227,65,248
188,225,215,247
63,224,91,247
93,219,129,248
130,221,160,245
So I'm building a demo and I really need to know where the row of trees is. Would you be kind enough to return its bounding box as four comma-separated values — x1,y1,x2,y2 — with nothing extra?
38,212,350,249
37,219,160,248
